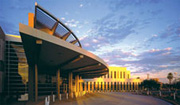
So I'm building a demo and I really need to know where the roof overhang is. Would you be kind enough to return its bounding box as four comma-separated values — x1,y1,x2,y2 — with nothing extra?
19,23,109,79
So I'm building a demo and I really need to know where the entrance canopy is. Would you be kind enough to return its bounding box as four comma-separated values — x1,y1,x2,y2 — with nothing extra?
19,3,108,79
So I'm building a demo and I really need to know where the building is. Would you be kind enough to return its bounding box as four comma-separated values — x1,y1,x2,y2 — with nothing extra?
0,3,143,104
84,66,142,92
0,3,109,103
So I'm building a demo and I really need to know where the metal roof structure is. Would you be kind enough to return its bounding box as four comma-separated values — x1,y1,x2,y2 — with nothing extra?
19,3,109,79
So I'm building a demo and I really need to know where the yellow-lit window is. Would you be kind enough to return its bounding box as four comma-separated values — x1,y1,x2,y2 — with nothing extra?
123,72,125,79
120,72,122,79
114,71,116,78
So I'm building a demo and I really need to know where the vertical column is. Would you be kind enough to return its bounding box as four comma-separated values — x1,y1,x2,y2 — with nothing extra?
92,82,94,92
106,82,108,92
68,72,73,98
109,82,111,92
95,82,97,92
99,82,101,92
128,82,130,92
134,82,137,90
131,82,133,91
88,82,90,92
113,82,114,92
79,76,82,94
116,82,118,92
122,82,124,91
75,75,79,97
57,69,60,99
84,82,87,92
125,82,127,92
119,82,121,92
137,82,139,90
28,65,34,101
103,82,104,92
34,65,38,101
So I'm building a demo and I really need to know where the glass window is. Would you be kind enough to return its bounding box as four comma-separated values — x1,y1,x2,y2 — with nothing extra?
114,71,116,79
120,72,122,79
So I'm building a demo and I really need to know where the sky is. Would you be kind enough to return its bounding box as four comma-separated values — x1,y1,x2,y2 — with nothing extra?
0,0,180,83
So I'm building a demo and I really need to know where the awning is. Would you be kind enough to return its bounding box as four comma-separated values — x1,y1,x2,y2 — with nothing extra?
19,23,108,79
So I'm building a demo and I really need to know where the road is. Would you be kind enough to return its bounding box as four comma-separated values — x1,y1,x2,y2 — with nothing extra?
52,92,172,105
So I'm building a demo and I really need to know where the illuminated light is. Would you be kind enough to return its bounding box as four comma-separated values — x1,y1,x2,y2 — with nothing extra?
36,40,42,44
7,34,21,38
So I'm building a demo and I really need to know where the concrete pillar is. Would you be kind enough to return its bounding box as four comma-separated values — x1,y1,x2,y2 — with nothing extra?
99,82,101,91
75,75,79,97
119,82,121,92
113,82,114,92
125,82,127,92
28,64,38,101
135,82,137,90
68,72,73,98
116,82,118,92
92,82,94,92
122,82,124,91
80,77,82,93
106,82,108,92
95,82,97,92
137,82,139,90
109,82,111,92
88,82,90,92
57,69,60,99
134,82,136,90
84,82,87,92
131,82,133,91
35,65,38,101
103,82,104,92
128,82,130,92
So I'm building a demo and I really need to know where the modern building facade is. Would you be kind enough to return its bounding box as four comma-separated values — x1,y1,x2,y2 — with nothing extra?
0,3,109,103
0,3,142,104
84,66,142,92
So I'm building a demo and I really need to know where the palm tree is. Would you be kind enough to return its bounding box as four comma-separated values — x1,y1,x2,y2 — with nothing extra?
167,72,173,84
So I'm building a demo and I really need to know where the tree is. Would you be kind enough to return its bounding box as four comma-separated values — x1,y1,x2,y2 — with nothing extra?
167,72,173,84
140,79,160,90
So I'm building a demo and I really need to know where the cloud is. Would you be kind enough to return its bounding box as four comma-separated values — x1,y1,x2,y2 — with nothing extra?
90,13,137,44
108,0,162,11
159,22,180,42
79,4,83,7
93,45,180,78
64,19,80,28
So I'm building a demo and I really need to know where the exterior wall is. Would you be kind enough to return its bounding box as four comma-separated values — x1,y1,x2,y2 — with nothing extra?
84,66,142,92
0,27,5,103
3,35,72,101
4,39,28,96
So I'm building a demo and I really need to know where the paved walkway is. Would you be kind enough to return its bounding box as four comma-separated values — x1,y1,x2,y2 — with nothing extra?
52,92,172,105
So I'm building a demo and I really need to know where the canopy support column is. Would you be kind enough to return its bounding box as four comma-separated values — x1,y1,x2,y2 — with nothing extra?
57,69,60,99
68,72,73,98
75,75,79,97
28,64,38,102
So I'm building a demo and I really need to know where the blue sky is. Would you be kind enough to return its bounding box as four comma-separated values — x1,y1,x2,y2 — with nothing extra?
1,0,180,83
